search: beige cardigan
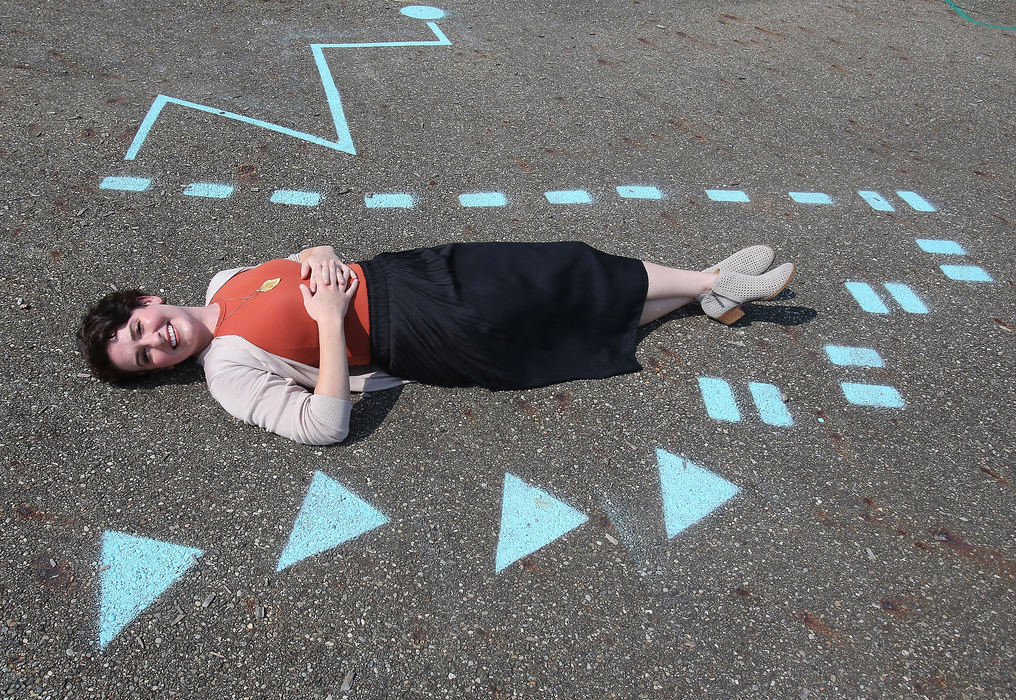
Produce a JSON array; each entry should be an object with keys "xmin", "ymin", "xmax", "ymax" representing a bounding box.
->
[{"xmin": 195, "ymin": 253, "xmax": 405, "ymax": 445}]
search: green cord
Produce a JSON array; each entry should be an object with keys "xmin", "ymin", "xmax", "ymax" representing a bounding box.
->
[{"xmin": 943, "ymin": 0, "xmax": 1016, "ymax": 30}]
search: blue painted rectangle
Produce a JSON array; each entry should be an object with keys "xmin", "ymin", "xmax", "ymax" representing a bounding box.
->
[
  {"xmin": 459, "ymin": 192, "xmax": 507, "ymax": 207},
  {"xmin": 705, "ymin": 189, "xmax": 749, "ymax": 203},
  {"xmin": 857, "ymin": 190, "xmax": 894, "ymax": 211},
  {"xmin": 882, "ymin": 282, "xmax": 928, "ymax": 314},
  {"xmin": 99, "ymin": 176, "xmax": 151, "ymax": 192},
  {"xmin": 841, "ymin": 383, "xmax": 905, "ymax": 408},
  {"xmin": 789, "ymin": 192, "xmax": 833, "ymax": 205},
  {"xmin": 697, "ymin": 377, "xmax": 741, "ymax": 422},
  {"xmin": 183, "ymin": 182, "xmax": 234, "ymax": 199},
  {"xmin": 545, "ymin": 189, "xmax": 592, "ymax": 205},
  {"xmin": 616, "ymin": 185, "xmax": 663, "ymax": 200},
  {"xmin": 915, "ymin": 238, "xmax": 965, "ymax": 255},
  {"xmin": 364, "ymin": 193, "xmax": 414, "ymax": 209},
  {"xmin": 844, "ymin": 282, "xmax": 889, "ymax": 314},
  {"xmin": 897, "ymin": 190, "xmax": 936, "ymax": 212},
  {"xmin": 271, "ymin": 189, "xmax": 321, "ymax": 206},
  {"xmin": 941, "ymin": 264, "xmax": 993, "ymax": 282},
  {"xmin": 824, "ymin": 345, "xmax": 885, "ymax": 368},
  {"xmin": 747, "ymin": 382, "xmax": 793, "ymax": 427}
]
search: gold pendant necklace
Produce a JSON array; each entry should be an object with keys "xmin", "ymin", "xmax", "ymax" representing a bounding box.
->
[{"xmin": 213, "ymin": 277, "xmax": 281, "ymax": 333}]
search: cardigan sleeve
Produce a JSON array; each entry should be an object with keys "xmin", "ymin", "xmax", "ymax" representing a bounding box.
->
[{"xmin": 203, "ymin": 347, "xmax": 352, "ymax": 446}]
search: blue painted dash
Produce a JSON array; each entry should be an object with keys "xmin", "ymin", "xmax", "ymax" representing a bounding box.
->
[
  {"xmin": 697, "ymin": 377, "xmax": 740, "ymax": 422},
  {"xmin": 364, "ymin": 193, "xmax": 414, "ymax": 209},
  {"xmin": 896, "ymin": 190, "xmax": 936, "ymax": 212},
  {"xmin": 824, "ymin": 345, "xmax": 885, "ymax": 368},
  {"xmin": 458, "ymin": 191, "xmax": 507, "ymax": 207},
  {"xmin": 183, "ymin": 182, "xmax": 234, "ymax": 199},
  {"xmin": 941, "ymin": 265, "xmax": 993, "ymax": 282},
  {"xmin": 616, "ymin": 185, "xmax": 663, "ymax": 200},
  {"xmin": 841, "ymin": 383, "xmax": 905, "ymax": 408},
  {"xmin": 545, "ymin": 189, "xmax": 592, "ymax": 205},
  {"xmin": 99, "ymin": 176, "xmax": 151, "ymax": 192},
  {"xmin": 271, "ymin": 189, "xmax": 320, "ymax": 206},
  {"xmin": 844, "ymin": 282, "xmax": 889, "ymax": 314},
  {"xmin": 883, "ymin": 282, "xmax": 928, "ymax": 314},
  {"xmin": 656, "ymin": 449, "xmax": 740, "ymax": 538},
  {"xmin": 747, "ymin": 382, "xmax": 794, "ymax": 427},
  {"xmin": 705, "ymin": 189, "xmax": 750, "ymax": 203},
  {"xmin": 789, "ymin": 192, "xmax": 834, "ymax": 205},
  {"xmin": 857, "ymin": 190, "xmax": 894, "ymax": 211},
  {"xmin": 915, "ymin": 238, "xmax": 966, "ymax": 255},
  {"xmin": 494, "ymin": 473, "xmax": 588, "ymax": 573}
]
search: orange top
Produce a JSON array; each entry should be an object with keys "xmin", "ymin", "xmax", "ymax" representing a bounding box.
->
[{"xmin": 210, "ymin": 259, "xmax": 370, "ymax": 367}]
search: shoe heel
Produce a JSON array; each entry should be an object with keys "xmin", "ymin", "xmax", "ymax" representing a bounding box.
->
[{"xmin": 717, "ymin": 306, "xmax": 745, "ymax": 325}]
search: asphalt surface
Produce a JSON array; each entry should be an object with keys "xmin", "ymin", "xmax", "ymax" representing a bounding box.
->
[{"xmin": 2, "ymin": 0, "xmax": 1015, "ymax": 697}]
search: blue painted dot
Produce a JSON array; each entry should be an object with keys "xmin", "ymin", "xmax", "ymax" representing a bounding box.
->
[{"xmin": 400, "ymin": 5, "xmax": 445, "ymax": 19}]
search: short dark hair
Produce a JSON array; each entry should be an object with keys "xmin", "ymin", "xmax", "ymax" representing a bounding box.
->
[{"xmin": 77, "ymin": 290, "xmax": 150, "ymax": 382}]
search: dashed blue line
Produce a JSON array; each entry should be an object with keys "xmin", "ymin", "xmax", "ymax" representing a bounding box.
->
[
  {"xmin": 747, "ymin": 382, "xmax": 793, "ymax": 427},
  {"xmin": 841, "ymin": 383, "xmax": 905, "ymax": 408},
  {"xmin": 844, "ymin": 282, "xmax": 890, "ymax": 314},
  {"xmin": 99, "ymin": 176, "xmax": 152, "ymax": 192},
  {"xmin": 789, "ymin": 192, "xmax": 833, "ymax": 205},
  {"xmin": 916, "ymin": 238, "xmax": 966, "ymax": 255},
  {"xmin": 459, "ymin": 191, "xmax": 507, "ymax": 207},
  {"xmin": 883, "ymin": 282, "xmax": 928, "ymax": 314},
  {"xmin": 364, "ymin": 192, "xmax": 414, "ymax": 209},
  {"xmin": 271, "ymin": 189, "xmax": 321, "ymax": 206},
  {"xmin": 545, "ymin": 189, "xmax": 592, "ymax": 205},
  {"xmin": 857, "ymin": 190, "xmax": 895, "ymax": 211},
  {"xmin": 941, "ymin": 264, "xmax": 993, "ymax": 282},
  {"xmin": 616, "ymin": 185, "xmax": 663, "ymax": 200},
  {"xmin": 896, "ymin": 190, "xmax": 936, "ymax": 212},
  {"xmin": 183, "ymin": 182, "xmax": 234, "ymax": 199},
  {"xmin": 824, "ymin": 345, "xmax": 885, "ymax": 368},
  {"xmin": 697, "ymin": 377, "xmax": 740, "ymax": 422},
  {"xmin": 705, "ymin": 189, "xmax": 750, "ymax": 203}
]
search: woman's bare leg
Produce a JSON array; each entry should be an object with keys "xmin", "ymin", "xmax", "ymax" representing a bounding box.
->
[{"xmin": 639, "ymin": 261, "xmax": 717, "ymax": 325}]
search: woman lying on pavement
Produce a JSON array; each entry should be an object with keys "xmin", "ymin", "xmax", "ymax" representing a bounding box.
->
[{"xmin": 77, "ymin": 241, "xmax": 795, "ymax": 445}]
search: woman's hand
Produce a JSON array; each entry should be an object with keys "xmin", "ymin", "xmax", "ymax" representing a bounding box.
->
[
  {"xmin": 299, "ymin": 261, "xmax": 358, "ymax": 323},
  {"xmin": 299, "ymin": 246, "xmax": 357, "ymax": 291}
]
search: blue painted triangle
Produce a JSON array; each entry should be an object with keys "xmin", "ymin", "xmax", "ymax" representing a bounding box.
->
[
  {"xmin": 98, "ymin": 531, "xmax": 202, "ymax": 649},
  {"xmin": 494, "ymin": 472, "xmax": 589, "ymax": 573},
  {"xmin": 656, "ymin": 448, "xmax": 740, "ymax": 539},
  {"xmin": 276, "ymin": 471, "xmax": 389, "ymax": 572}
]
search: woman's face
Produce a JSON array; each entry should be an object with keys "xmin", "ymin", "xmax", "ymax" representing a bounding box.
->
[{"xmin": 106, "ymin": 297, "xmax": 206, "ymax": 373}]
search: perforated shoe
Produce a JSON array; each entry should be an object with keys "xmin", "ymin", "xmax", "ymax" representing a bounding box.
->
[
  {"xmin": 700, "ymin": 245, "xmax": 775, "ymax": 276},
  {"xmin": 700, "ymin": 262, "xmax": 796, "ymax": 324}
]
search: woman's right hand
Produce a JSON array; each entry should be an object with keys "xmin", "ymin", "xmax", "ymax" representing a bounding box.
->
[{"xmin": 299, "ymin": 260, "xmax": 358, "ymax": 324}]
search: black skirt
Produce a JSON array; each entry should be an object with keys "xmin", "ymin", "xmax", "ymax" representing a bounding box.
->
[{"xmin": 357, "ymin": 242, "xmax": 648, "ymax": 390}]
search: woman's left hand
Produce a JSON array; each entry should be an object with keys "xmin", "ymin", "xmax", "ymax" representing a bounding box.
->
[{"xmin": 300, "ymin": 245, "xmax": 357, "ymax": 291}]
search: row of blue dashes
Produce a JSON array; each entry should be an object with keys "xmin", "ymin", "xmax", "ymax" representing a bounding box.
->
[
  {"xmin": 697, "ymin": 378, "xmax": 794, "ymax": 427},
  {"xmin": 98, "ymin": 177, "xmax": 937, "ymax": 212},
  {"xmin": 914, "ymin": 238, "xmax": 994, "ymax": 282}
]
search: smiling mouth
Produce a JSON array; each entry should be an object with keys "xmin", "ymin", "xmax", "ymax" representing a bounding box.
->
[{"xmin": 167, "ymin": 323, "xmax": 178, "ymax": 349}]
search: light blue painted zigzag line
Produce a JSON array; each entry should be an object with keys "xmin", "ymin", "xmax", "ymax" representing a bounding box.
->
[{"xmin": 124, "ymin": 21, "xmax": 451, "ymax": 160}]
